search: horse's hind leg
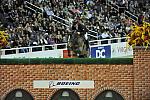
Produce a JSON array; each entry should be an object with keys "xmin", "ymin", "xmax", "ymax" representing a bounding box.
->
[{"xmin": 68, "ymin": 49, "xmax": 71, "ymax": 57}]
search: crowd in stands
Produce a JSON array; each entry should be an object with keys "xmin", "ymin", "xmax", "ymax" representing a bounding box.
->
[
  {"xmin": 114, "ymin": 0, "xmax": 150, "ymax": 23},
  {"xmin": 0, "ymin": 0, "xmax": 149, "ymax": 49}
]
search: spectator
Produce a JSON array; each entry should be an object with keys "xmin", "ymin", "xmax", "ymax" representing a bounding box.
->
[{"xmin": 0, "ymin": 0, "xmax": 149, "ymax": 49}]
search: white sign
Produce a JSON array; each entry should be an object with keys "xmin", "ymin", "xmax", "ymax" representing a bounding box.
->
[
  {"xmin": 33, "ymin": 80, "xmax": 94, "ymax": 89},
  {"xmin": 1, "ymin": 50, "xmax": 64, "ymax": 59},
  {"xmin": 111, "ymin": 42, "xmax": 133, "ymax": 58}
]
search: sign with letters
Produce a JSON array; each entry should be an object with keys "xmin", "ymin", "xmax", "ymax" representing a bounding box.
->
[
  {"xmin": 33, "ymin": 80, "xmax": 94, "ymax": 89},
  {"xmin": 111, "ymin": 42, "xmax": 133, "ymax": 58},
  {"xmin": 90, "ymin": 45, "xmax": 111, "ymax": 58}
]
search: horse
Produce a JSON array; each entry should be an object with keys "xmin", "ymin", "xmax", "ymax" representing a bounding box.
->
[{"xmin": 67, "ymin": 31, "xmax": 90, "ymax": 58}]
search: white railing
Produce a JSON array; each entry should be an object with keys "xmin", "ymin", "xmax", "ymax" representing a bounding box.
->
[
  {"xmin": 124, "ymin": 11, "xmax": 138, "ymax": 22},
  {"xmin": 107, "ymin": 1, "xmax": 119, "ymax": 11},
  {"xmin": 89, "ymin": 37, "xmax": 128, "ymax": 46},
  {"xmin": 25, "ymin": 1, "xmax": 42, "ymax": 13},
  {"xmin": 52, "ymin": 19, "xmax": 70, "ymax": 27},
  {"xmin": 52, "ymin": 14, "xmax": 71, "ymax": 26},
  {"xmin": 0, "ymin": 43, "xmax": 67, "ymax": 55},
  {"xmin": 0, "ymin": 37, "xmax": 128, "ymax": 56}
]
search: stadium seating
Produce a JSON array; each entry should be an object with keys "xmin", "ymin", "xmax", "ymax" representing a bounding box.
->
[{"xmin": 0, "ymin": 0, "xmax": 149, "ymax": 49}]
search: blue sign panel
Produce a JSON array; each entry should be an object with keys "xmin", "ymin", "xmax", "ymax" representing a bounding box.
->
[{"xmin": 91, "ymin": 45, "xmax": 111, "ymax": 58}]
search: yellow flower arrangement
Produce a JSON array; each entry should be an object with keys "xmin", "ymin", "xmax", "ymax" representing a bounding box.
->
[
  {"xmin": 128, "ymin": 21, "xmax": 150, "ymax": 48},
  {"xmin": 0, "ymin": 31, "xmax": 9, "ymax": 48}
]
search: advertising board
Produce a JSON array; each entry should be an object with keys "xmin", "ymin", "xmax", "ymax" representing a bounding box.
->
[
  {"xmin": 33, "ymin": 80, "xmax": 94, "ymax": 89},
  {"xmin": 111, "ymin": 42, "xmax": 133, "ymax": 58},
  {"xmin": 90, "ymin": 45, "xmax": 111, "ymax": 58},
  {"xmin": 1, "ymin": 50, "xmax": 64, "ymax": 59}
]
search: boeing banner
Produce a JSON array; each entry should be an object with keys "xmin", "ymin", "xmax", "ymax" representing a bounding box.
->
[
  {"xmin": 33, "ymin": 80, "xmax": 94, "ymax": 89},
  {"xmin": 90, "ymin": 45, "xmax": 111, "ymax": 58}
]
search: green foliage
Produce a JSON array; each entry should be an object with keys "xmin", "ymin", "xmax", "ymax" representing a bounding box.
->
[{"xmin": 0, "ymin": 58, "xmax": 133, "ymax": 65}]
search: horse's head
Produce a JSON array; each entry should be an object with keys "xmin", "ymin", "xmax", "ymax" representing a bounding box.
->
[{"xmin": 67, "ymin": 31, "xmax": 89, "ymax": 58}]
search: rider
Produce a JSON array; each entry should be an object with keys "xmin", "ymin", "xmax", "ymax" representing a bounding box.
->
[
  {"xmin": 69, "ymin": 17, "xmax": 89, "ymax": 58},
  {"xmin": 71, "ymin": 17, "xmax": 89, "ymax": 50},
  {"xmin": 72, "ymin": 17, "xmax": 88, "ymax": 33}
]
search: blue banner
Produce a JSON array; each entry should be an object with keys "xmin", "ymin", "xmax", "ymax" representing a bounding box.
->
[{"xmin": 91, "ymin": 45, "xmax": 111, "ymax": 58}]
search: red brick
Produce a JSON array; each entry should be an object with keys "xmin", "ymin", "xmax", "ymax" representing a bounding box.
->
[{"xmin": 0, "ymin": 47, "xmax": 150, "ymax": 100}]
